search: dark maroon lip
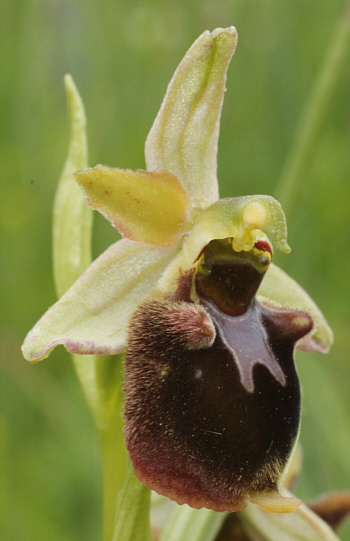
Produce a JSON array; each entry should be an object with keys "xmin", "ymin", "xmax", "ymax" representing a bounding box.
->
[{"xmin": 254, "ymin": 240, "xmax": 273, "ymax": 257}]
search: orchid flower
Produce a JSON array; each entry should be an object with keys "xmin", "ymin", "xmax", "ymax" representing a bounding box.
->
[{"xmin": 22, "ymin": 27, "xmax": 333, "ymax": 516}]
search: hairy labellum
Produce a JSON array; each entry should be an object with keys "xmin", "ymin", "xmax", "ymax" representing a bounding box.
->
[{"xmin": 124, "ymin": 239, "xmax": 313, "ymax": 512}]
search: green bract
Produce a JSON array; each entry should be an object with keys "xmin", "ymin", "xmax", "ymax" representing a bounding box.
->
[{"xmin": 22, "ymin": 27, "xmax": 333, "ymax": 519}]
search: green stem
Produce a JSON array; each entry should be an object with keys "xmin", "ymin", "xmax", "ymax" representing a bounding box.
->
[
  {"xmin": 112, "ymin": 463, "xmax": 153, "ymax": 541},
  {"xmin": 73, "ymin": 354, "xmax": 128, "ymax": 541},
  {"xmin": 96, "ymin": 356, "xmax": 128, "ymax": 541},
  {"xmin": 100, "ymin": 432, "xmax": 125, "ymax": 541},
  {"xmin": 275, "ymin": 0, "xmax": 350, "ymax": 219},
  {"xmin": 100, "ymin": 413, "xmax": 128, "ymax": 541}
]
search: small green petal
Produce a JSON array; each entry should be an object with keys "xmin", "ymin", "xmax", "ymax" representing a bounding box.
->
[
  {"xmin": 258, "ymin": 263, "xmax": 333, "ymax": 353},
  {"xmin": 75, "ymin": 166, "xmax": 191, "ymax": 247},
  {"xmin": 22, "ymin": 240, "xmax": 178, "ymax": 362},
  {"xmin": 145, "ymin": 27, "xmax": 238, "ymax": 209}
]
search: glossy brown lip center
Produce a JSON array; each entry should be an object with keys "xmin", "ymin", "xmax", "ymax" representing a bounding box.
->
[{"xmin": 195, "ymin": 238, "xmax": 270, "ymax": 317}]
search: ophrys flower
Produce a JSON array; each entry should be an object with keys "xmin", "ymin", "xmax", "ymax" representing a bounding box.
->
[{"xmin": 22, "ymin": 27, "xmax": 332, "ymax": 514}]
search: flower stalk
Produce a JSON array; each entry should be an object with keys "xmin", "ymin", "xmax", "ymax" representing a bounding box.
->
[{"xmin": 112, "ymin": 463, "xmax": 153, "ymax": 541}]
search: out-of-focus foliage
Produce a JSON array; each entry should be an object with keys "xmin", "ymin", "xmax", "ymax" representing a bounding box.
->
[{"xmin": 1, "ymin": 1, "xmax": 349, "ymax": 540}]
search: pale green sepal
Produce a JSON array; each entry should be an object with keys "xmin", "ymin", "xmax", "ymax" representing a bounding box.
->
[
  {"xmin": 184, "ymin": 195, "xmax": 289, "ymax": 266},
  {"xmin": 145, "ymin": 27, "xmax": 238, "ymax": 209},
  {"xmin": 53, "ymin": 74, "xmax": 93, "ymax": 296},
  {"xmin": 22, "ymin": 239, "xmax": 178, "ymax": 362},
  {"xmin": 112, "ymin": 463, "xmax": 153, "ymax": 541},
  {"xmin": 239, "ymin": 493, "xmax": 340, "ymax": 541},
  {"xmin": 160, "ymin": 505, "xmax": 226, "ymax": 541},
  {"xmin": 258, "ymin": 263, "xmax": 333, "ymax": 353}
]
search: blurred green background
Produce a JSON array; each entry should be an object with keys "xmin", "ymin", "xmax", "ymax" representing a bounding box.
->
[{"xmin": 1, "ymin": 0, "xmax": 350, "ymax": 540}]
